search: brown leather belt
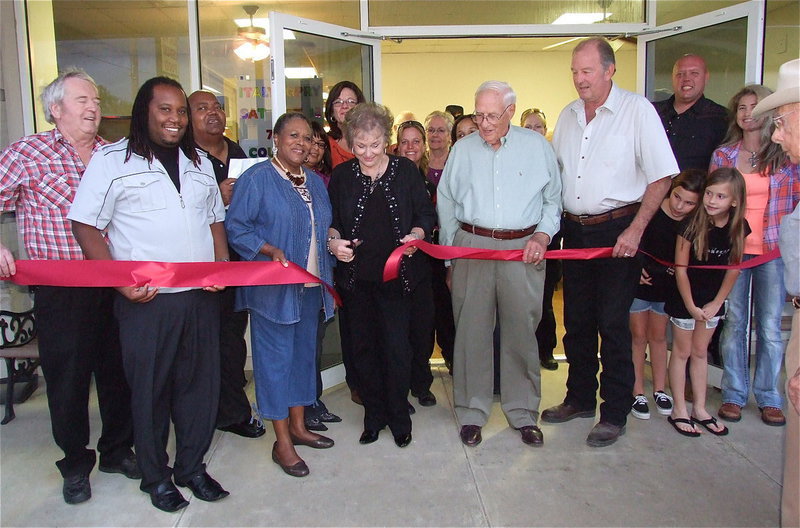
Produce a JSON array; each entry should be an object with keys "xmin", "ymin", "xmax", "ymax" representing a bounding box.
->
[
  {"xmin": 564, "ymin": 203, "xmax": 641, "ymax": 226},
  {"xmin": 460, "ymin": 222, "xmax": 536, "ymax": 240}
]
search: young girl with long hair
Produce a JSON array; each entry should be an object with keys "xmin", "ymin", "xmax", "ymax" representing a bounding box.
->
[
  {"xmin": 629, "ymin": 169, "xmax": 705, "ymax": 420},
  {"xmin": 665, "ymin": 167, "xmax": 750, "ymax": 437}
]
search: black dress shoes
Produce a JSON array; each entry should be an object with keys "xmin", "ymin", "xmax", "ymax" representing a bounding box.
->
[
  {"xmin": 99, "ymin": 452, "xmax": 142, "ymax": 479},
  {"xmin": 217, "ymin": 418, "xmax": 266, "ymax": 438},
  {"xmin": 518, "ymin": 425, "xmax": 544, "ymax": 446},
  {"xmin": 417, "ymin": 391, "xmax": 437, "ymax": 407},
  {"xmin": 290, "ymin": 433, "xmax": 335, "ymax": 449},
  {"xmin": 305, "ymin": 417, "xmax": 329, "ymax": 431},
  {"xmin": 63, "ymin": 474, "xmax": 91, "ymax": 505},
  {"xmin": 541, "ymin": 402, "xmax": 596, "ymax": 423},
  {"xmin": 271, "ymin": 442, "xmax": 309, "ymax": 477},
  {"xmin": 359, "ymin": 429, "xmax": 381, "ymax": 444},
  {"xmin": 540, "ymin": 358, "xmax": 559, "ymax": 371},
  {"xmin": 459, "ymin": 425, "xmax": 482, "ymax": 447},
  {"xmin": 394, "ymin": 432, "xmax": 412, "ymax": 448},
  {"xmin": 178, "ymin": 472, "xmax": 229, "ymax": 502},
  {"xmin": 149, "ymin": 480, "xmax": 189, "ymax": 513}
]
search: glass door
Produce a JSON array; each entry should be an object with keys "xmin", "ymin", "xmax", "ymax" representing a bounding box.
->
[
  {"xmin": 636, "ymin": 1, "xmax": 764, "ymax": 387},
  {"xmin": 269, "ymin": 13, "xmax": 381, "ymax": 385}
]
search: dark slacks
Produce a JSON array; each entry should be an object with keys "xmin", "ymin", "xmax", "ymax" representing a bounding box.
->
[
  {"xmin": 216, "ymin": 286, "xmax": 251, "ymax": 427},
  {"xmin": 431, "ymin": 257, "xmax": 455, "ymax": 365},
  {"xmin": 337, "ymin": 305, "xmax": 359, "ymax": 391},
  {"xmin": 409, "ymin": 275, "xmax": 435, "ymax": 396},
  {"xmin": 34, "ymin": 286, "xmax": 134, "ymax": 478},
  {"xmin": 114, "ymin": 290, "xmax": 220, "ymax": 491},
  {"xmin": 536, "ymin": 234, "xmax": 563, "ymax": 361},
  {"xmin": 561, "ymin": 215, "xmax": 639, "ymax": 426},
  {"xmin": 343, "ymin": 280, "xmax": 413, "ymax": 436}
]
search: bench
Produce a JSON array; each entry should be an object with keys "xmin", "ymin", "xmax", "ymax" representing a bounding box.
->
[{"xmin": 0, "ymin": 309, "xmax": 39, "ymax": 424}]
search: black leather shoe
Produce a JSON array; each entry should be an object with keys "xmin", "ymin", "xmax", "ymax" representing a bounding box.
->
[
  {"xmin": 319, "ymin": 411, "xmax": 342, "ymax": 423},
  {"xmin": 394, "ymin": 432, "xmax": 412, "ymax": 448},
  {"xmin": 518, "ymin": 425, "xmax": 544, "ymax": 446},
  {"xmin": 271, "ymin": 443, "xmax": 309, "ymax": 477},
  {"xmin": 359, "ymin": 429, "xmax": 381, "ymax": 444},
  {"xmin": 586, "ymin": 422, "xmax": 626, "ymax": 447},
  {"xmin": 541, "ymin": 402, "xmax": 596, "ymax": 423},
  {"xmin": 459, "ymin": 425, "xmax": 482, "ymax": 447},
  {"xmin": 417, "ymin": 391, "xmax": 437, "ymax": 407},
  {"xmin": 149, "ymin": 481, "xmax": 189, "ymax": 513},
  {"xmin": 305, "ymin": 417, "xmax": 329, "ymax": 431},
  {"xmin": 99, "ymin": 453, "xmax": 142, "ymax": 480},
  {"xmin": 540, "ymin": 358, "xmax": 559, "ymax": 371},
  {"xmin": 217, "ymin": 418, "xmax": 266, "ymax": 438},
  {"xmin": 290, "ymin": 433, "xmax": 335, "ymax": 449},
  {"xmin": 178, "ymin": 472, "xmax": 229, "ymax": 502},
  {"xmin": 63, "ymin": 474, "xmax": 91, "ymax": 505}
]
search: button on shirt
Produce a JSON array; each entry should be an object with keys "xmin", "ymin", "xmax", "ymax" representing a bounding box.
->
[
  {"xmin": 653, "ymin": 94, "xmax": 728, "ymax": 171},
  {"xmin": 0, "ymin": 128, "xmax": 105, "ymax": 260},
  {"xmin": 437, "ymin": 125, "xmax": 562, "ymax": 247},
  {"xmin": 553, "ymin": 83, "xmax": 679, "ymax": 216},
  {"xmin": 68, "ymin": 139, "xmax": 225, "ymax": 291}
]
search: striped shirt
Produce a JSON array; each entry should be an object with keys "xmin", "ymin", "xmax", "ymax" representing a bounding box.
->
[{"xmin": 0, "ymin": 128, "xmax": 105, "ymax": 260}]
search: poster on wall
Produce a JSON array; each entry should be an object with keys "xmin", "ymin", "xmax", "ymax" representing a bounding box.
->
[{"xmin": 237, "ymin": 75, "xmax": 273, "ymax": 158}]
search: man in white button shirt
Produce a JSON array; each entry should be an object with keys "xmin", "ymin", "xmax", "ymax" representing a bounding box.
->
[
  {"xmin": 543, "ymin": 38, "xmax": 678, "ymax": 447},
  {"xmin": 437, "ymin": 81, "xmax": 562, "ymax": 448}
]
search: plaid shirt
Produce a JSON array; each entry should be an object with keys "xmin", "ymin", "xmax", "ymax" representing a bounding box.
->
[
  {"xmin": 710, "ymin": 142, "xmax": 800, "ymax": 251},
  {"xmin": 0, "ymin": 128, "xmax": 105, "ymax": 260}
]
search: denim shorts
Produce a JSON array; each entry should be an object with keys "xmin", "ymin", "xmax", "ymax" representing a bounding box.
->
[
  {"xmin": 670, "ymin": 316, "xmax": 721, "ymax": 331},
  {"xmin": 630, "ymin": 298, "xmax": 666, "ymax": 316}
]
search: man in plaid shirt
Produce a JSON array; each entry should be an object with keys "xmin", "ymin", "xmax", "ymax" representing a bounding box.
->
[{"xmin": 0, "ymin": 69, "xmax": 138, "ymax": 505}]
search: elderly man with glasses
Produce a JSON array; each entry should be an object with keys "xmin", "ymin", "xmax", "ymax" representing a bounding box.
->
[{"xmin": 437, "ymin": 80, "xmax": 562, "ymax": 448}]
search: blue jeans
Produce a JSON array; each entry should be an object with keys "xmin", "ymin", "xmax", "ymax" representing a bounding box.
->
[{"xmin": 720, "ymin": 256, "xmax": 785, "ymax": 409}]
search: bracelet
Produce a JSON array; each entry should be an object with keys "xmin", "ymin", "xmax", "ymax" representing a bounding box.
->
[{"xmin": 326, "ymin": 235, "xmax": 339, "ymax": 256}]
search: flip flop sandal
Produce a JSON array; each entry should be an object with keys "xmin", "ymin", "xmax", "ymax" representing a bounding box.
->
[
  {"xmin": 668, "ymin": 416, "xmax": 700, "ymax": 437},
  {"xmin": 692, "ymin": 415, "xmax": 729, "ymax": 436}
]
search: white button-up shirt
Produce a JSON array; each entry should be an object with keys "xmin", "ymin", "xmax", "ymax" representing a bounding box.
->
[
  {"xmin": 553, "ymin": 83, "xmax": 678, "ymax": 216},
  {"xmin": 68, "ymin": 139, "xmax": 224, "ymax": 292}
]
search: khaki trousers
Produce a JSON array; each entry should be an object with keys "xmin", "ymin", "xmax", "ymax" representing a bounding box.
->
[{"xmin": 450, "ymin": 229, "xmax": 545, "ymax": 429}]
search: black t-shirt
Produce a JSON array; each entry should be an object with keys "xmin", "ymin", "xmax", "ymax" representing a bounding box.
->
[
  {"xmin": 355, "ymin": 185, "xmax": 395, "ymax": 282},
  {"xmin": 652, "ymin": 95, "xmax": 728, "ymax": 171},
  {"xmin": 665, "ymin": 217, "xmax": 751, "ymax": 319},
  {"xmin": 636, "ymin": 207, "xmax": 680, "ymax": 302}
]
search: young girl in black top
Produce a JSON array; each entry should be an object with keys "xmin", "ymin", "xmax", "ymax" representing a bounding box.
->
[
  {"xmin": 666, "ymin": 167, "xmax": 749, "ymax": 437},
  {"xmin": 630, "ymin": 169, "xmax": 705, "ymax": 420}
]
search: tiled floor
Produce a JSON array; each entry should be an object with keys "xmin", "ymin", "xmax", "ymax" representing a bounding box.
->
[{"xmin": 0, "ymin": 362, "xmax": 785, "ymax": 527}]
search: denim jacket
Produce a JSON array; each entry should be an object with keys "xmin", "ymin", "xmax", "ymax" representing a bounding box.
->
[{"xmin": 225, "ymin": 160, "xmax": 334, "ymax": 324}]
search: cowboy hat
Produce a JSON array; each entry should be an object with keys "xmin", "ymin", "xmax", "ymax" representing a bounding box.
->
[{"xmin": 753, "ymin": 58, "xmax": 800, "ymax": 116}]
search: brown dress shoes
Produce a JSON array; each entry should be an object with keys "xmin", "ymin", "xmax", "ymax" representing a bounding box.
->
[
  {"xmin": 517, "ymin": 425, "xmax": 544, "ymax": 446},
  {"xmin": 586, "ymin": 422, "xmax": 625, "ymax": 447},
  {"xmin": 541, "ymin": 402, "xmax": 596, "ymax": 423},
  {"xmin": 718, "ymin": 402, "xmax": 742, "ymax": 422},
  {"xmin": 459, "ymin": 425, "xmax": 482, "ymax": 447},
  {"xmin": 760, "ymin": 406, "xmax": 786, "ymax": 426}
]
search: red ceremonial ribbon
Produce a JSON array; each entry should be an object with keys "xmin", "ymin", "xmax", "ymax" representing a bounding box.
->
[
  {"xmin": 3, "ymin": 260, "xmax": 342, "ymax": 306},
  {"xmin": 382, "ymin": 240, "xmax": 782, "ymax": 282}
]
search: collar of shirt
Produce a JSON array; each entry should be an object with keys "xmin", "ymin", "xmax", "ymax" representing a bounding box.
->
[
  {"xmin": 569, "ymin": 82, "xmax": 622, "ymax": 126},
  {"xmin": 50, "ymin": 127, "xmax": 106, "ymax": 160}
]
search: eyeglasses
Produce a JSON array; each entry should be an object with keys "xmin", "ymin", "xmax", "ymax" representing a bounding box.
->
[
  {"xmin": 332, "ymin": 98, "xmax": 358, "ymax": 107},
  {"xmin": 773, "ymin": 109, "xmax": 798, "ymax": 130},
  {"xmin": 426, "ymin": 127, "xmax": 448, "ymax": 135},
  {"xmin": 310, "ymin": 140, "xmax": 327, "ymax": 149},
  {"xmin": 472, "ymin": 105, "xmax": 511, "ymax": 125}
]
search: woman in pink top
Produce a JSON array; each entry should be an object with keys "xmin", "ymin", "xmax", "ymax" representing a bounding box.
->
[
  {"xmin": 711, "ymin": 84, "xmax": 800, "ymax": 426},
  {"xmin": 324, "ymin": 81, "xmax": 366, "ymax": 168}
]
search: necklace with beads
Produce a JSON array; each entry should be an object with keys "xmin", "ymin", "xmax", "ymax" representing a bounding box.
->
[{"xmin": 272, "ymin": 156, "xmax": 305, "ymax": 186}]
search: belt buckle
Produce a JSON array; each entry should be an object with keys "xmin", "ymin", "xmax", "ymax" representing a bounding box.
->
[
  {"xmin": 578, "ymin": 215, "xmax": 590, "ymax": 226},
  {"xmin": 793, "ymin": 297, "xmax": 800, "ymax": 310},
  {"xmin": 491, "ymin": 228, "xmax": 501, "ymax": 240}
]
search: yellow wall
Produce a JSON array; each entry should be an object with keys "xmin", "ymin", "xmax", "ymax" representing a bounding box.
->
[{"xmin": 381, "ymin": 46, "xmax": 638, "ymax": 131}]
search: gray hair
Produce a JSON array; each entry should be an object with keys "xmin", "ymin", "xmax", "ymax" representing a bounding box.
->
[
  {"xmin": 574, "ymin": 38, "xmax": 616, "ymax": 70},
  {"xmin": 424, "ymin": 110, "xmax": 455, "ymax": 133},
  {"xmin": 343, "ymin": 102, "xmax": 394, "ymax": 148},
  {"xmin": 475, "ymin": 81, "xmax": 516, "ymax": 107},
  {"xmin": 40, "ymin": 68, "xmax": 98, "ymax": 124}
]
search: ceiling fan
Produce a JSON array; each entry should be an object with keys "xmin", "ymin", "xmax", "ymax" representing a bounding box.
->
[{"xmin": 234, "ymin": 5, "xmax": 270, "ymax": 62}]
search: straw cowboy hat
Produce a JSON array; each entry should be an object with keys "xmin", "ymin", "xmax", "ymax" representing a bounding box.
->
[{"xmin": 753, "ymin": 58, "xmax": 800, "ymax": 116}]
